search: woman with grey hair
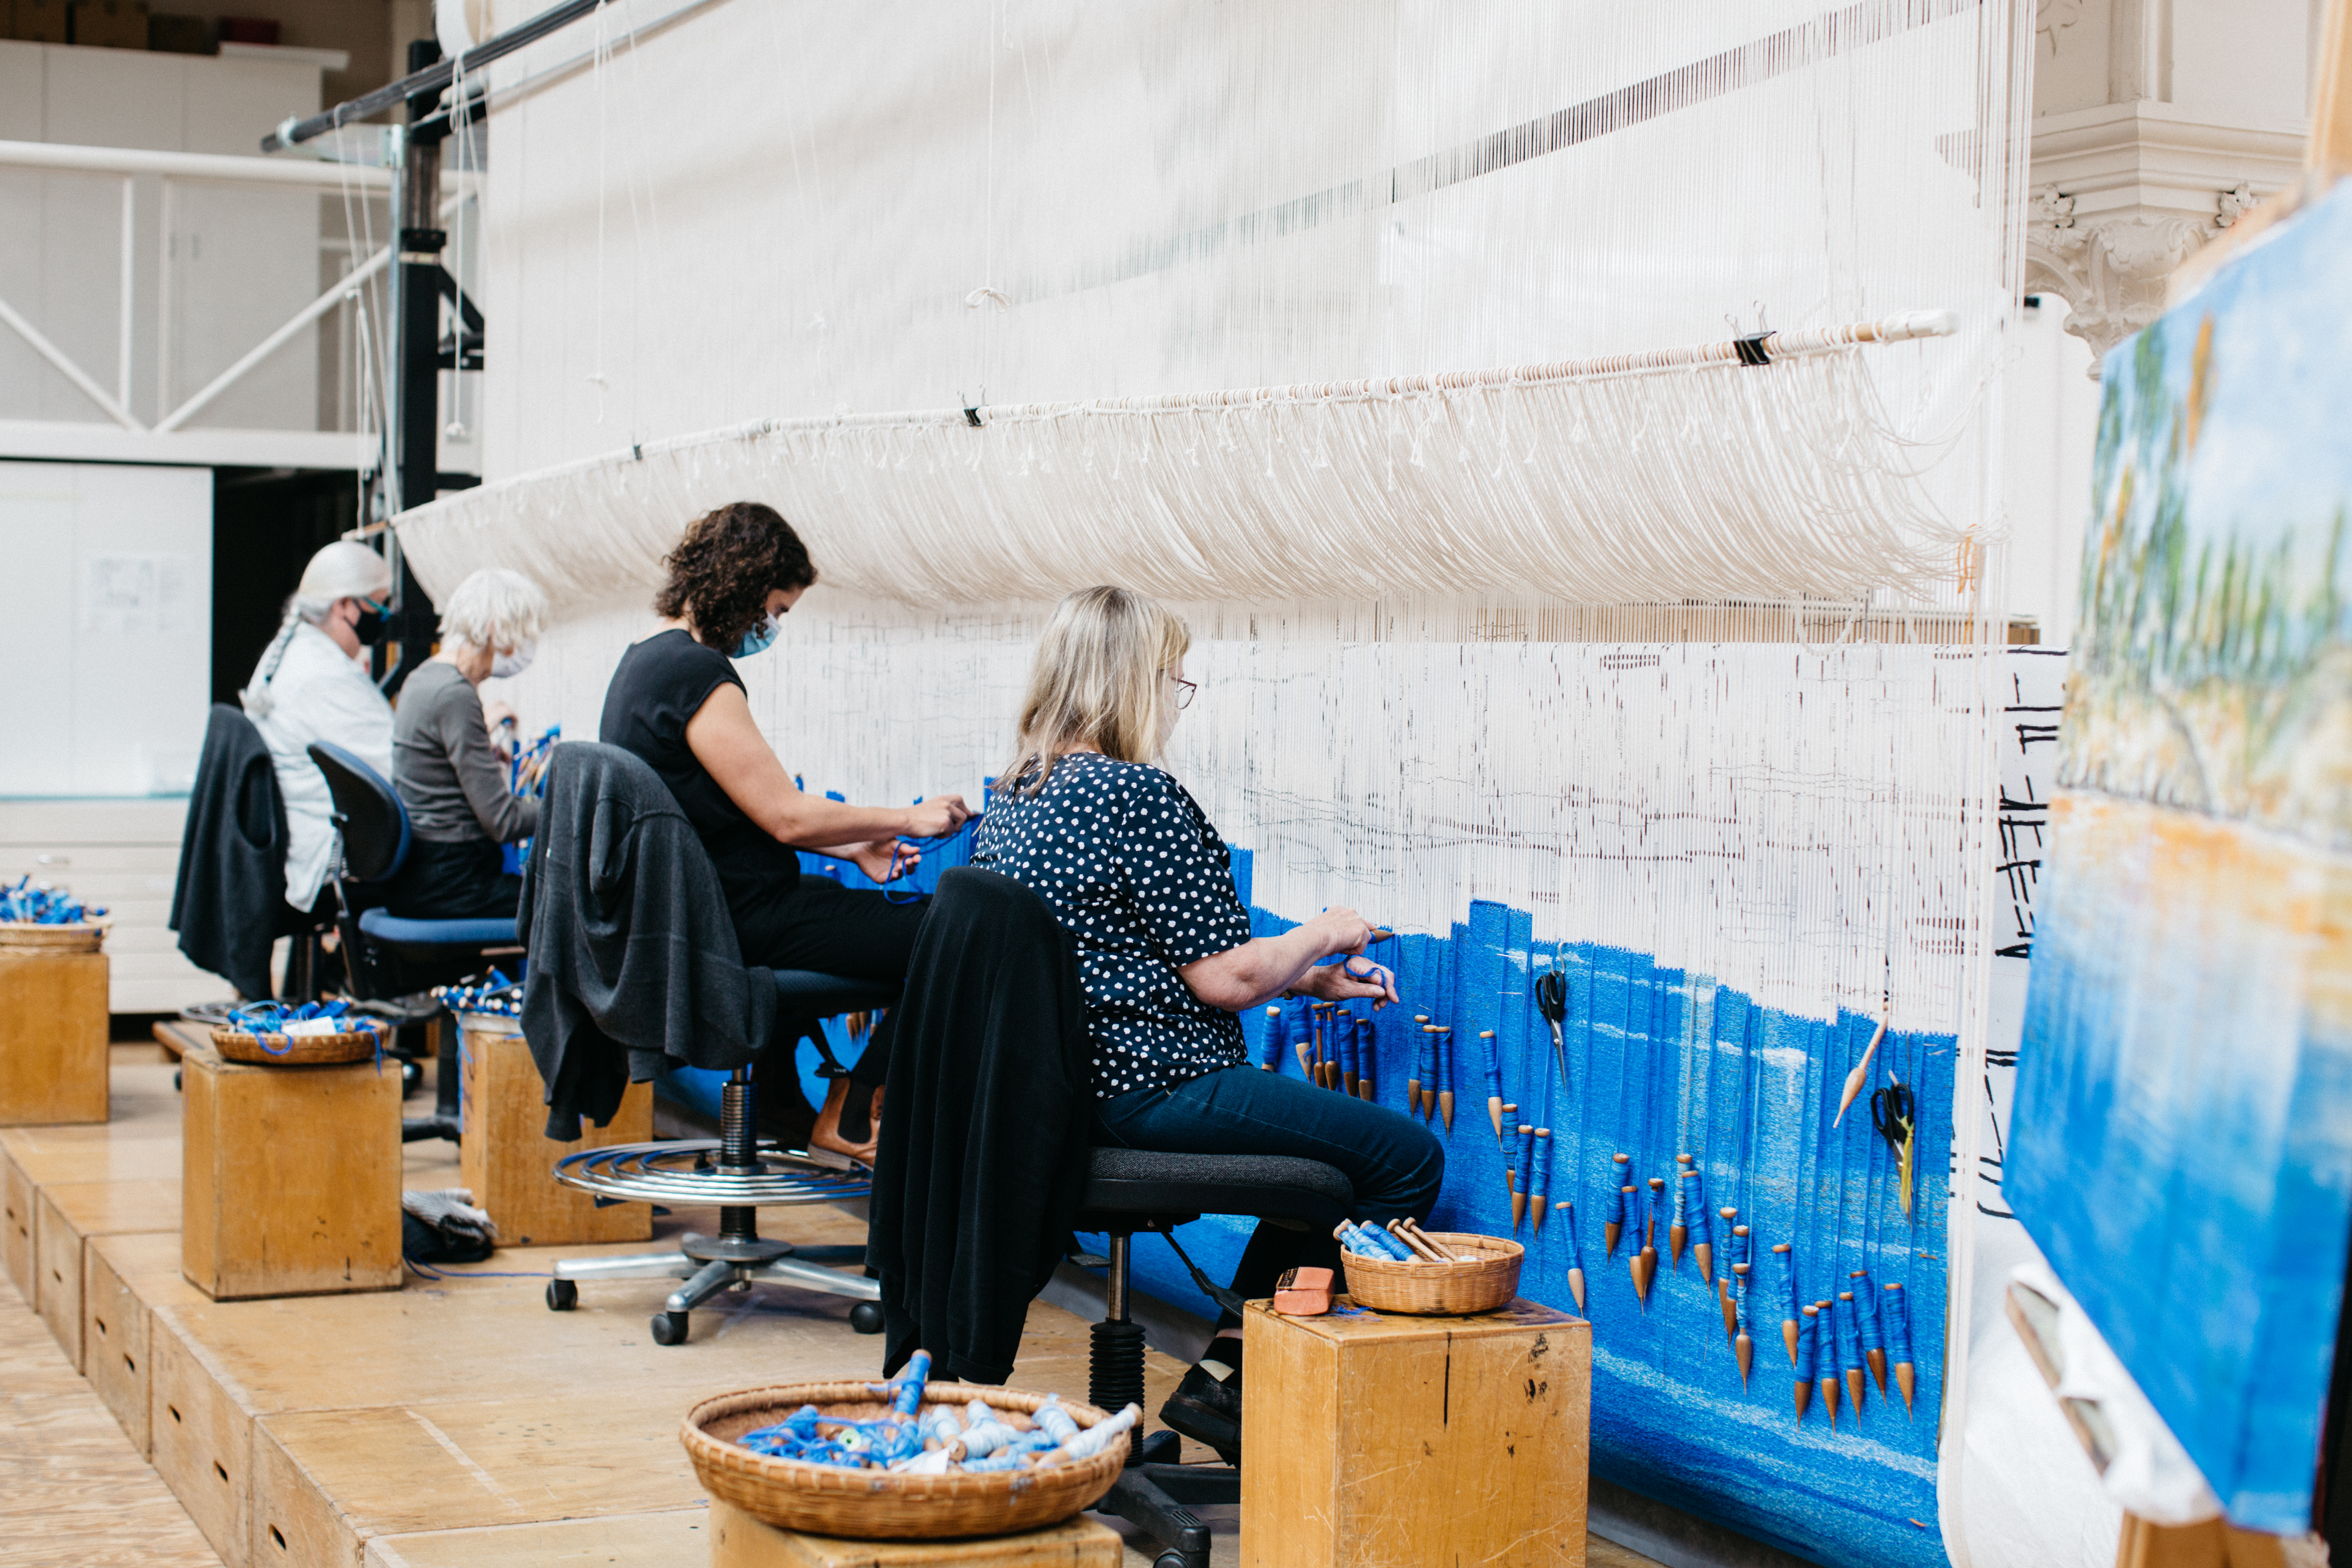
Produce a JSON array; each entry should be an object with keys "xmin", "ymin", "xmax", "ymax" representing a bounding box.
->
[
  {"xmin": 385, "ymin": 566, "xmax": 551, "ymax": 921},
  {"xmin": 242, "ymin": 540, "xmax": 396, "ymax": 919}
]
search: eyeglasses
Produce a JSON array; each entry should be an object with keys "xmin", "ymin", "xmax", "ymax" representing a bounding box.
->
[{"xmin": 1168, "ymin": 673, "xmax": 1197, "ymax": 710}]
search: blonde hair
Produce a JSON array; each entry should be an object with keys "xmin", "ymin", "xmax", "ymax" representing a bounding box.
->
[
  {"xmin": 438, "ymin": 567, "xmax": 548, "ymax": 651},
  {"xmin": 999, "ymin": 586, "xmax": 1191, "ymax": 795}
]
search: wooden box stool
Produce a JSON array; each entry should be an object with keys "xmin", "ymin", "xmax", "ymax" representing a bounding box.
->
[
  {"xmin": 0, "ymin": 949, "xmax": 109, "ymax": 1126},
  {"xmin": 1241, "ymin": 1296, "xmax": 1590, "ymax": 1568},
  {"xmin": 181, "ymin": 1041, "xmax": 401, "ymax": 1299},
  {"xmin": 457, "ymin": 1016, "xmax": 653, "ymax": 1247},
  {"xmin": 708, "ymin": 1499, "xmax": 1121, "ymax": 1567}
]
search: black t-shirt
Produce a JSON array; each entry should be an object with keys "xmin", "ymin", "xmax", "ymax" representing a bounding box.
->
[{"xmin": 599, "ymin": 629, "xmax": 803, "ymax": 937}]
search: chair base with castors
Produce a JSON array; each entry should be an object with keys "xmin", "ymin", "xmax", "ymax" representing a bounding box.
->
[
  {"xmin": 1075, "ymin": 1148, "xmax": 1356, "ymax": 1568},
  {"xmin": 546, "ymin": 1217, "xmax": 885, "ymax": 1344},
  {"xmin": 540, "ymin": 969, "xmax": 896, "ymax": 1345}
]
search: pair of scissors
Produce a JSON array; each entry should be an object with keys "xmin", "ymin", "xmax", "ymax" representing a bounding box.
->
[{"xmin": 1533, "ymin": 970, "xmax": 1568, "ymax": 1083}]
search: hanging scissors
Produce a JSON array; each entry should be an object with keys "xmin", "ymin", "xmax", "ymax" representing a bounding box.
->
[
  {"xmin": 1533, "ymin": 970, "xmax": 1568, "ymax": 1085},
  {"xmin": 1871, "ymin": 1073, "xmax": 1917, "ymax": 1219}
]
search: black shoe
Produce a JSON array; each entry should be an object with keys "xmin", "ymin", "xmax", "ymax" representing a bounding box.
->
[{"xmin": 1159, "ymin": 1356, "xmax": 1242, "ymax": 1464}]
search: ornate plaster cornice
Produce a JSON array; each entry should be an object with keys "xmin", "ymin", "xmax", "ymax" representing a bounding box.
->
[{"xmin": 2026, "ymin": 103, "xmax": 2306, "ymax": 366}]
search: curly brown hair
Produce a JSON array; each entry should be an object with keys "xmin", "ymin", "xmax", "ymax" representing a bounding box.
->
[{"xmin": 653, "ymin": 502, "xmax": 818, "ymax": 653}]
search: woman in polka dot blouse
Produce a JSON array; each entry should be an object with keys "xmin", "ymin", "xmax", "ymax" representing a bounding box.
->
[{"xmin": 973, "ymin": 586, "xmax": 1443, "ymax": 1462}]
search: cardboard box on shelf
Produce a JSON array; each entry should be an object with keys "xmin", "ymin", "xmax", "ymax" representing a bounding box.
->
[
  {"xmin": 146, "ymin": 12, "xmax": 210, "ymax": 53},
  {"xmin": 70, "ymin": 0, "xmax": 149, "ymax": 48},
  {"xmin": 11, "ymin": 0, "xmax": 72, "ymax": 44}
]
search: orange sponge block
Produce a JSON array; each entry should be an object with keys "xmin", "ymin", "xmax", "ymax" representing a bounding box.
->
[{"xmin": 1272, "ymin": 1266, "xmax": 1335, "ymax": 1316}]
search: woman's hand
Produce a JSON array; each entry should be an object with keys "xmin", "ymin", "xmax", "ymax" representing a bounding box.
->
[
  {"xmin": 1179, "ymin": 904, "xmax": 1394, "ymax": 1013},
  {"xmin": 1304, "ymin": 906, "xmax": 1375, "ymax": 957},
  {"xmin": 903, "ymin": 795, "xmax": 973, "ymax": 839},
  {"xmin": 846, "ymin": 840, "xmax": 912, "ymax": 883},
  {"xmin": 483, "ymin": 702, "xmax": 518, "ymax": 760},
  {"xmin": 1292, "ymin": 956, "xmax": 1398, "ymax": 1009}
]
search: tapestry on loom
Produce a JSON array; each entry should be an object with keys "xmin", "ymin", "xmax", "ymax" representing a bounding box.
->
[{"xmin": 2007, "ymin": 180, "xmax": 2352, "ymax": 1532}]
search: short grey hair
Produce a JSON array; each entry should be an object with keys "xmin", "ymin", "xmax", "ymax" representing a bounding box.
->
[{"xmin": 437, "ymin": 567, "xmax": 549, "ymax": 651}]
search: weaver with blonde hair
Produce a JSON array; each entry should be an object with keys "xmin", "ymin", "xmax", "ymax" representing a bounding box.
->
[{"xmin": 973, "ymin": 585, "xmax": 1443, "ymax": 1463}]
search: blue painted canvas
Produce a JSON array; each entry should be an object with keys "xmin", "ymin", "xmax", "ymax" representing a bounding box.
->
[{"xmin": 2007, "ymin": 180, "xmax": 2352, "ymax": 1531}]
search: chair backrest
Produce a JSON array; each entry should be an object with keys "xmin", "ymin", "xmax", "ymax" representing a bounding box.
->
[
  {"xmin": 525, "ymin": 739, "xmax": 737, "ymax": 959},
  {"xmin": 307, "ymin": 742, "xmax": 411, "ymax": 884}
]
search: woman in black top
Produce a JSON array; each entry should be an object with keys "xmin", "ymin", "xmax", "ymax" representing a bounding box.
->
[
  {"xmin": 973, "ymin": 585, "xmax": 1442, "ymax": 1463},
  {"xmin": 600, "ymin": 502, "xmax": 970, "ymax": 1165}
]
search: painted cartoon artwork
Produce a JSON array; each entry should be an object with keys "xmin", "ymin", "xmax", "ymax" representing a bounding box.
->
[{"xmin": 2007, "ymin": 180, "xmax": 2352, "ymax": 1531}]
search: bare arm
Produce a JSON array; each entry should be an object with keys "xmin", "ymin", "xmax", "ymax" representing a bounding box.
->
[
  {"xmin": 1179, "ymin": 908, "xmax": 1398, "ymax": 1012},
  {"xmin": 684, "ymin": 682, "xmax": 968, "ymax": 849}
]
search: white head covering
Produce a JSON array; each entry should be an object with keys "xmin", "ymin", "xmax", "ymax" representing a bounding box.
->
[
  {"xmin": 294, "ymin": 540, "xmax": 393, "ymax": 608},
  {"xmin": 242, "ymin": 542, "xmax": 393, "ymax": 718}
]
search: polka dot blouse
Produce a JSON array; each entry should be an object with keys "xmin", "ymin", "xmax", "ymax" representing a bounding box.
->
[{"xmin": 973, "ymin": 752, "xmax": 1253, "ymax": 1100}]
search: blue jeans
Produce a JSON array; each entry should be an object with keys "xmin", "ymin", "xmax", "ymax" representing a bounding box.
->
[{"xmin": 1094, "ymin": 1066, "xmax": 1445, "ymax": 1323}]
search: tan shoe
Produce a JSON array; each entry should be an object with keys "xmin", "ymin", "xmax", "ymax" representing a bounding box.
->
[{"xmin": 808, "ymin": 1077, "xmax": 882, "ymax": 1169}]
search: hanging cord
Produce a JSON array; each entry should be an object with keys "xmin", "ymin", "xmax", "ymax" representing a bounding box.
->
[
  {"xmin": 586, "ymin": 0, "xmax": 611, "ymax": 416},
  {"xmin": 963, "ymin": 0, "xmax": 1008, "ymax": 401}
]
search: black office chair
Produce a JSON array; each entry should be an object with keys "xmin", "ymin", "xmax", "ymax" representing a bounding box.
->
[
  {"xmin": 520, "ymin": 741, "xmax": 898, "ymax": 1344},
  {"xmin": 308, "ymin": 741, "xmax": 524, "ymax": 1142},
  {"xmin": 1078, "ymin": 1148, "xmax": 1356, "ymax": 1568},
  {"xmin": 542, "ymin": 968, "xmax": 898, "ymax": 1345}
]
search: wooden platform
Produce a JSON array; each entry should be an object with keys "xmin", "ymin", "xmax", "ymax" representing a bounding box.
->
[{"xmin": 0, "ymin": 1038, "xmax": 1665, "ymax": 1568}]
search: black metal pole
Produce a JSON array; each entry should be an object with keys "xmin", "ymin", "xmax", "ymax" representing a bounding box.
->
[{"xmin": 384, "ymin": 38, "xmax": 448, "ymax": 693}]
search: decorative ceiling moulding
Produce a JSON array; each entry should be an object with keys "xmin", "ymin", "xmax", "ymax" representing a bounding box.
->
[{"xmin": 2026, "ymin": 103, "xmax": 2305, "ymax": 367}]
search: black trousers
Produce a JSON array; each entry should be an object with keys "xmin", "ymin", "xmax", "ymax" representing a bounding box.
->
[
  {"xmin": 385, "ymin": 837, "xmax": 522, "ymax": 922},
  {"xmin": 736, "ymin": 876, "xmax": 928, "ymax": 1088}
]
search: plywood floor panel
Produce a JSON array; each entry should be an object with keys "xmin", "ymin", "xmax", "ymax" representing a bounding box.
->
[
  {"xmin": 364, "ymin": 1508, "xmax": 709, "ymax": 1567},
  {"xmin": 0, "ymin": 1271, "xmax": 222, "ymax": 1568},
  {"xmin": 7, "ymin": 1049, "xmax": 1660, "ymax": 1568},
  {"xmin": 86, "ymin": 1231, "xmax": 207, "ymax": 1457}
]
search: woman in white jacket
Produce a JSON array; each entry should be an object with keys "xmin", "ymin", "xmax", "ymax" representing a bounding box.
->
[{"xmin": 239, "ymin": 540, "xmax": 396, "ymax": 920}]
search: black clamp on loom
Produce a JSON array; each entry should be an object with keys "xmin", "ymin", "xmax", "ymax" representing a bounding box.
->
[{"xmin": 1733, "ymin": 331, "xmax": 1773, "ymax": 367}]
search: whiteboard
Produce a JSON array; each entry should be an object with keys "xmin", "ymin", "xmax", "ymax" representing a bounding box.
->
[{"xmin": 0, "ymin": 459, "xmax": 212, "ymax": 797}]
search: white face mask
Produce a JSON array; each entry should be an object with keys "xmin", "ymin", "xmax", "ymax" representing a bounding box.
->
[{"xmin": 490, "ymin": 639, "xmax": 536, "ymax": 679}]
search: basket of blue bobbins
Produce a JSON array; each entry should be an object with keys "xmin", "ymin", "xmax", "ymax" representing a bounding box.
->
[
  {"xmin": 0, "ymin": 876, "xmax": 109, "ymax": 952},
  {"xmin": 680, "ymin": 1352, "xmax": 1135, "ymax": 1540},
  {"xmin": 1335, "ymin": 1218, "xmax": 1523, "ymax": 1315},
  {"xmin": 209, "ymin": 1001, "xmax": 385, "ymax": 1067}
]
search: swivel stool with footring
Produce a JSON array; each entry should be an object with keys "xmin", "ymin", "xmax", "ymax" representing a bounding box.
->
[
  {"xmin": 541, "ymin": 970, "xmax": 897, "ymax": 1345},
  {"xmin": 1074, "ymin": 1147, "xmax": 1356, "ymax": 1568}
]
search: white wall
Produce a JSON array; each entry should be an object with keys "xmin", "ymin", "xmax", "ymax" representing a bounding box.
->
[
  {"xmin": 0, "ymin": 39, "xmax": 330, "ymax": 432},
  {"xmin": 0, "ymin": 459, "xmax": 213, "ymax": 798},
  {"xmin": 2003, "ymin": 295, "xmax": 2104, "ymax": 647}
]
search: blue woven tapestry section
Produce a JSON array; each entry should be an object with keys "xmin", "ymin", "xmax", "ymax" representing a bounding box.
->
[{"xmin": 1080, "ymin": 887, "xmax": 1953, "ymax": 1568}]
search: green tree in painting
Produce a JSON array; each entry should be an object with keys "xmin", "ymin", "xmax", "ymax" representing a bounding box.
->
[{"xmin": 2064, "ymin": 312, "xmax": 2350, "ymax": 839}]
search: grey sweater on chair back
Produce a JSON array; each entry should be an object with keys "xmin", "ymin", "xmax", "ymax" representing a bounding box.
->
[{"xmin": 518, "ymin": 742, "xmax": 779, "ymax": 1139}]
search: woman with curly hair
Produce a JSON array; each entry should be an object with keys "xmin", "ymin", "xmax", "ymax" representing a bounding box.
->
[{"xmin": 600, "ymin": 502, "xmax": 970, "ymax": 1164}]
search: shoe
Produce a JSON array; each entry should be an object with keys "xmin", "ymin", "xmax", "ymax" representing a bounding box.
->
[
  {"xmin": 1159, "ymin": 1353, "xmax": 1242, "ymax": 1464},
  {"xmin": 808, "ymin": 1078, "xmax": 882, "ymax": 1169}
]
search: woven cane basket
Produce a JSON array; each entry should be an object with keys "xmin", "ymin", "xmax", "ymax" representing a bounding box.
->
[
  {"xmin": 0, "ymin": 921, "xmax": 108, "ymax": 953},
  {"xmin": 1341, "ymin": 1232, "xmax": 1522, "ymax": 1315},
  {"xmin": 682, "ymin": 1380, "xmax": 1124, "ymax": 1540},
  {"xmin": 209, "ymin": 1027, "xmax": 379, "ymax": 1066}
]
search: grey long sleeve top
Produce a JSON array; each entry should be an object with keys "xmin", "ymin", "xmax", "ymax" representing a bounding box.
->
[{"xmin": 392, "ymin": 661, "xmax": 539, "ymax": 845}]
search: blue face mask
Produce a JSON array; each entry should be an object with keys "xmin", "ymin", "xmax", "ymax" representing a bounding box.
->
[{"xmin": 733, "ymin": 612, "xmax": 780, "ymax": 659}]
